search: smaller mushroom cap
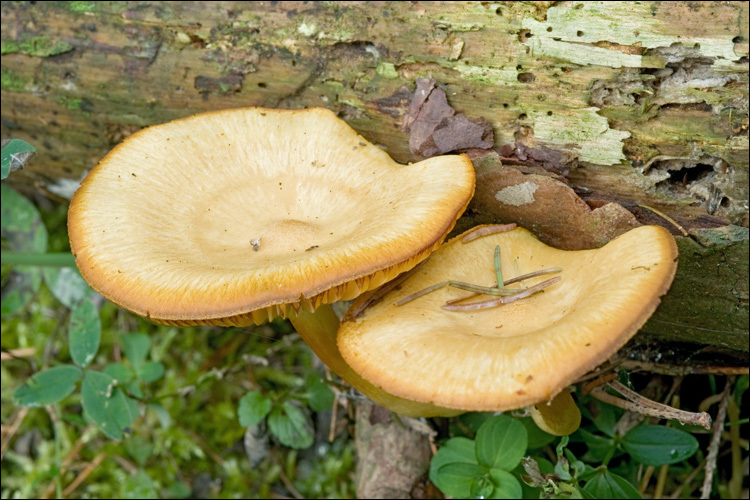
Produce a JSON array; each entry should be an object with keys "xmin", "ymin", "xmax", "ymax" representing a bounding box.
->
[
  {"xmin": 67, "ymin": 108, "xmax": 475, "ymax": 326},
  {"xmin": 338, "ymin": 225, "xmax": 678, "ymax": 411}
]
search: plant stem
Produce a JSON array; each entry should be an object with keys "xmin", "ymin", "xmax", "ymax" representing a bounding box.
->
[
  {"xmin": 288, "ymin": 304, "xmax": 461, "ymax": 418},
  {"xmin": 1, "ymin": 252, "xmax": 76, "ymax": 267}
]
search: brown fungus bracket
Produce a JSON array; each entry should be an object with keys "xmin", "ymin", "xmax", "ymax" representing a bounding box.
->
[
  {"xmin": 338, "ymin": 225, "xmax": 678, "ymax": 422},
  {"xmin": 68, "ymin": 107, "xmax": 475, "ymax": 417}
]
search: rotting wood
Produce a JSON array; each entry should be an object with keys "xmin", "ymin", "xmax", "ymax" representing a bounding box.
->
[{"xmin": 2, "ymin": 2, "xmax": 747, "ymax": 354}]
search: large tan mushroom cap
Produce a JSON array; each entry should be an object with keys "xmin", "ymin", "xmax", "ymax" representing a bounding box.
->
[
  {"xmin": 338, "ymin": 225, "xmax": 678, "ymax": 411},
  {"xmin": 68, "ymin": 108, "xmax": 475, "ymax": 326}
]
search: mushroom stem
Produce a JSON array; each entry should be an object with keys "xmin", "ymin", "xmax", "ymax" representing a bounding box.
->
[{"xmin": 288, "ymin": 304, "xmax": 462, "ymax": 418}]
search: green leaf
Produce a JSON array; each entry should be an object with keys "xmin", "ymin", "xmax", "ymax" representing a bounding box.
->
[
  {"xmin": 622, "ymin": 425, "xmax": 699, "ymax": 465},
  {"xmin": 305, "ymin": 373, "xmax": 335, "ymax": 412},
  {"xmin": 125, "ymin": 436, "xmax": 154, "ymax": 467},
  {"xmin": 120, "ymin": 333, "xmax": 151, "ymax": 367},
  {"xmin": 735, "ymin": 376, "xmax": 748, "ymax": 407},
  {"xmin": 0, "ymin": 184, "xmax": 47, "ymax": 251},
  {"xmin": 43, "ymin": 266, "xmax": 97, "ymax": 309},
  {"xmin": 126, "ymin": 380, "xmax": 144, "ymax": 399},
  {"xmin": 519, "ymin": 416, "xmax": 556, "ymax": 449},
  {"xmin": 267, "ymin": 401, "xmax": 314, "ymax": 449},
  {"xmin": 471, "ymin": 473, "xmax": 496, "ymax": 499},
  {"xmin": 1, "ymin": 183, "xmax": 47, "ymax": 314},
  {"xmin": 122, "ymin": 469, "xmax": 157, "ymax": 499},
  {"xmin": 577, "ymin": 427, "xmax": 617, "ymax": 462},
  {"xmin": 238, "ymin": 391, "xmax": 272, "ymax": 427},
  {"xmin": 435, "ymin": 462, "xmax": 487, "ymax": 499},
  {"xmin": 104, "ymin": 362, "xmax": 134, "ymax": 384},
  {"xmin": 147, "ymin": 403, "xmax": 172, "ymax": 429},
  {"xmin": 590, "ymin": 400, "xmax": 618, "ymax": 438},
  {"xmin": 81, "ymin": 370, "xmax": 139, "ymax": 439},
  {"xmin": 475, "ymin": 414, "xmax": 527, "ymax": 471},
  {"xmin": 457, "ymin": 412, "xmax": 494, "ymax": 435},
  {"xmin": 487, "ymin": 468, "xmax": 523, "ymax": 499},
  {"xmin": 1, "ymin": 138, "xmax": 36, "ymax": 179},
  {"xmin": 69, "ymin": 300, "xmax": 101, "ymax": 368},
  {"xmin": 164, "ymin": 481, "xmax": 191, "ymax": 499},
  {"xmin": 429, "ymin": 436, "xmax": 478, "ymax": 488},
  {"xmin": 583, "ymin": 468, "xmax": 641, "ymax": 499},
  {"xmin": 136, "ymin": 361, "xmax": 165, "ymax": 383},
  {"xmin": 14, "ymin": 365, "xmax": 82, "ymax": 406}
]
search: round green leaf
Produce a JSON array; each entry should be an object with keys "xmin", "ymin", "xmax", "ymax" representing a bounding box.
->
[
  {"xmin": 475, "ymin": 415, "xmax": 528, "ymax": 471},
  {"xmin": 622, "ymin": 425, "xmax": 699, "ymax": 465},
  {"xmin": 583, "ymin": 468, "xmax": 641, "ymax": 499},
  {"xmin": 471, "ymin": 474, "xmax": 496, "ymax": 498},
  {"xmin": 1, "ymin": 184, "xmax": 47, "ymax": 252},
  {"xmin": 14, "ymin": 365, "xmax": 82, "ymax": 406},
  {"xmin": 238, "ymin": 390, "xmax": 272, "ymax": 427},
  {"xmin": 120, "ymin": 333, "xmax": 151, "ymax": 367},
  {"xmin": 435, "ymin": 462, "xmax": 487, "ymax": 499},
  {"xmin": 104, "ymin": 362, "xmax": 135, "ymax": 384},
  {"xmin": 81, "ymin": 370, "xmax": 139, "ymax": 439},
  {"xmin": 1, "ymin": 184, "xmax": 47, "ymax": 314},
  {"xmin": 267, "ymin": 401, "xmax": 314, "ymax": 449},
  {"xmin": 305, "ymin": 373, "xmax": 335, "ymax": 412},
  {"xmin": 488, "ymin": 468, "xmax": 523, "ymax": 499},
  {"xmin": 69, "ymin": 300, "xmax": 101, "ymax": 368},
  {"xmin": 136, "ymin": 361, "xmax": 165, "ymax": 383},
  {"xmin": 43, "ymin": 266, "xmax": 97, "ymax": 309},
  {"xmin": 429, "ymin": 436, "xmax": 478, "ymax": 487},
  {"xmin": 519, "ymin": 417, "xmax": 556, "ymax": 449}
]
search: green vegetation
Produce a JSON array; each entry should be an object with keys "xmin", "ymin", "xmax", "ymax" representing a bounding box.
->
[
  {"xmin": 1, "ymin": 36, "xmax": 74, "ymax": 57},
  {"xmin": 2, "ymin": 140, "xmax": 746, "ymax": 498}
]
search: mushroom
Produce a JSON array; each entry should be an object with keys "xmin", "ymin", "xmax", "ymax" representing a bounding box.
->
[
  {"xmin": 68, "ymin": 107, "xmax": 475, "ymax": 417},
  {"xmin": 337, "ymin": 225, "xmax": 678, "ymax": 429}
]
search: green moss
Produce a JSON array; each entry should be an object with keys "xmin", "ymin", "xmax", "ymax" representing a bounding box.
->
[
  {"xmin": 644, "ymin": 227, "xmax": 749, "ymax": 352},
  {"xmin": 68, "ymin": 1, "xmax": 98, "ymax": 13},
  {"xmin": 375, "ymin": 62, "xmax": 398, "ymax": 79},
  {"xmin": 1, "ymin": 40, "xmax": 21, "ymax": 55},
  {"xmin": 1, "ymin": 36, "xmax": 74, "ymax": 57},
  {"xmin": 56, "ymin": 96, "xmax": 92, "ymax": 115},
  {"xmin": 0, "ymin": 68, "xmax": 28, "ymax": 92}
]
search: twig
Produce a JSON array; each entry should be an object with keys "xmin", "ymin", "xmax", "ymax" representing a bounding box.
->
[
  {"xmin": 621, "ymin": 361, "xmax": 749, "ymax": 377},
  {"xmin": 349, "ymin": 261, "xmax": 426, "ymax": 317},
  {"xmin": 441, "ymin": 277, "xmax": 561, "ymax": 311},
  {"xmin": 638, "ymin": 465, "xmax": 655, "ymax": 495},
  {"xmin": 444, "ymin": 268, "xmax": 563, "ymax": 305},
  {"xmin": 494, "ymin": 245, "xmax": 504, "ymax": 288},
  {"xmin": 40, "ymin": 427, "xmax": 93, "ymax": 499},
  {"xmin": 1, "ymin": 407, "xmax": 29, "ymax": 460},
  {"xmin": 327, "ymin": 368, "xmax": 339, "ymax": 443},
  {"xmin": 590, "ymin": 382, "xmax": 712, "ymax": 430},
  {"xmin": 0, "ymin": 347, "xmax": 37, "ymax": 361},
  {"xmin": 272, "ymin": 453, "xmax": 305, "ymax": 499},
  {"xmin": 701, "ymin": 377, "xmax": 733, "ymax": 499},
  {"xmin": 654, "ymin": 464, "xmax": 669, "ymax": 499},
  {"xmin": 580, "ymin": 373, "xmax": 619, "ymax": 396},
  {"xmin": 461, "ymin": 223, "xmax": 516, "ymax": 243},
  {"xmin": 669, "ymin": 456, "xmax": 707, "ymax": 499},
  {"xmin": 62, "ymin": 452, "xmax": 107, "ymax": 498},
  {"xmin": 639, "ymin": 204, "xmax": 689, "ymax": 237}
]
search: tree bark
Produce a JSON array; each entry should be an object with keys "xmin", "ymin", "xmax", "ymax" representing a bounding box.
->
[{"xmin": 2, "ymin": 1, "xmax": 748, "ymax": 354}]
